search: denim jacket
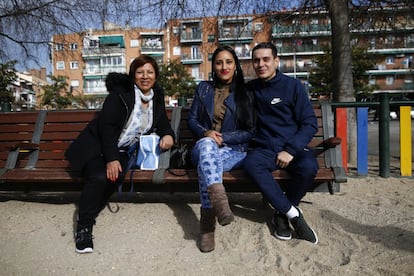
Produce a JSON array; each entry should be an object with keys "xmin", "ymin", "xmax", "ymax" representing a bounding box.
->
[{"xmin": 187, "ymin": 81, "xmax": 254, "ymax": 152}]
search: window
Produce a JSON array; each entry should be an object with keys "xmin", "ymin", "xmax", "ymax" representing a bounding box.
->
[
  {"xmin": 70, "ymin": 61, "xmax": 79, "ymax": 69},
  {"xmin": 369, "ymin": 37, "xmax": 376, "ymax": 49},
  {"xmin": 369, "ymin": 77, "xmax": 376, "ymax": 85},
  {"xmin": 385, "ymin": 56, "xmax": 394, "ymax": 64},
  {"xmin": 191, "ymin": 46, "xmax": 200, "ymax": 59},
  {"xmin": 385, "ymin": 35, "xmax": 395, "ymax": 46},
  {"xmin": 254, "ymin": 23, "xmax": 263, "ymax": 32},
  {"xmin": 208, "ymin": 34, "xmax": 215, "ymax": 43},
  {"xmin": 310, "ymin": 19, "xmax": 319, "ymax": 25},
  {"xmin": 172, "ymin": 27, "xmax": 180, "ymax": 35},
  {"xmin": 89, "ymin": 39, "xmax": 98, "ymax": 48},
  {"xmin": 84, "ymin": 78, "xmax": 105, "ymax": 94},
  {"xmin": 234, "ymin": 44, "xmax": 251, "ymax": 58},
  {"xmin": 130, "ymin": 39, "xmax": 139, "ymax": 47},
  {"xmin": 350, "ymin": 38, "xmax": 358, "ymax": 47},
  {"xmin": 405, "ymin": 34, "xmax": 414, "ymax": 47},
  {"xmin": 173, "ymin": 46, "xmax": 181, "ymax": 56},
  {"xmin": 55, "ymin": 43, "xmax": 64, "ymax": 51},
  {"xmin": 70, "ymin": 43, "xmax": 78, "ymax": 50},
  {"xmin": 85, "ymin": 59, "xmax": 99, "ymax": 73},
  {"xmin": 56, "ymin": 61, "xmax": 65, "ymax": 70},
  {"xmin": 70, "ymin": 80, "xmax": 80, "ymax": 88},
  {"xmin": 402, "ymin": 57, "xmax": 411, "ymax": 69},
  {"xmin": 101, "ymin": 56, "xmax": 123, "ymax": 66},
  {"xmin": 191, "ymin": 65, "xmax": 200, "ymax": 79},
  {"xmin": 386, "ymin": 76, "xmax": 394, "ymax": 85}
]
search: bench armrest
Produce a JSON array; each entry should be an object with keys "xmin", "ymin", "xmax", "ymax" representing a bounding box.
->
[{"xmin": 317, "ymin": 137, "xmax": 341, "ymax": 149}]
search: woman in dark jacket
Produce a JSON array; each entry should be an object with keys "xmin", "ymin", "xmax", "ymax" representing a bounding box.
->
[
  {"xmin": 188, "ymin": 45, "xmax": 254, "ymax": 252},
  {"xmin": 65, "ymin": 55, "xmax": 174, "ymax": 254}
]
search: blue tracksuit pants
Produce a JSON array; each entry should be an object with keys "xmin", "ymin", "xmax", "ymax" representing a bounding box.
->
[{"xmin": 243, "ymin": 147, "xmax": 318, "ymax": 213}]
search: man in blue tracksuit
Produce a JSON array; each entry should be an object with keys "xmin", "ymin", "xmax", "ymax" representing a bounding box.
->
[{"xmin": 244, "ymin": 42, "xmax": 319, "ymax": 244}]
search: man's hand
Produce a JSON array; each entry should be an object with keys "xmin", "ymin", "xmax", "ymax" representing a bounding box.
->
[{"xmin": 276, "ymin": 151, "xmax": 293, "ymax": 168}]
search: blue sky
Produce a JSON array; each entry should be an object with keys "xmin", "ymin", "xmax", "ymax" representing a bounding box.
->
[{"xmin": 2, "ymin": 0, "xmax": 299, "ymax": 73}]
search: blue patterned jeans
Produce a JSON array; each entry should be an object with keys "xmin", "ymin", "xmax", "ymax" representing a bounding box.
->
[{"xmin": 191, "ymin": 137, "xmax": 247, "ymax": 208}]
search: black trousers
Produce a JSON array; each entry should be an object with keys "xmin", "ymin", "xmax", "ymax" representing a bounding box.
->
[{"xmin": 77, "ymin": 152, "xmax": 130, "ymax": 226}]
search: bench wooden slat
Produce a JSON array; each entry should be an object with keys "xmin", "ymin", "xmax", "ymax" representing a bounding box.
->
[{"xmin": 0, "ymin": 112, "xmax": 40, "ymax": 124}]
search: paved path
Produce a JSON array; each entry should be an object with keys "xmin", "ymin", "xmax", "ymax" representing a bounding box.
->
[{"xmin": 368, "ymin": 120, "xmax": 414, "ymax": 158}]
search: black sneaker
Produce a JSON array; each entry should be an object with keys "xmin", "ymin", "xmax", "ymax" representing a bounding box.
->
[
  {"xmin": 290, "ymin": 208, "xmax": 318, "ymax": 244},
  {"xmin": 271, "ymin": 212, "xmax": 292, "ymax": 240},
  {"xmin": 75, "ymin": 225, "xmax": 94, "ymax": 253}
]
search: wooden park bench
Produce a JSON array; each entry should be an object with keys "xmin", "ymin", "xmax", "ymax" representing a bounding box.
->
[{"xmin": 0, "ymin": 102, "xmax": 346, "ymax": 194}]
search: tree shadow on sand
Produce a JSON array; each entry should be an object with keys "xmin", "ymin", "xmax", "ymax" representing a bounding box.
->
[{"xmin": 321, "ymin": 209, "xmax": 414, "ymax": 253}]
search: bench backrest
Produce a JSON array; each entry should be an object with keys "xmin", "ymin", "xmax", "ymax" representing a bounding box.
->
[
  {"xmin": 34, "ymin": 109, "xmax": 175, "ymax": 171},
  {"xmin": 177, "ymin": 104, "xmax": 327, "ymax": 167},
  {"xmin": 36, "ymin": 110, "xmax": 99, "ymax": 170},
  {"xmin": 1, "ymin": 105, "xmax": 327, "ymax": 172}
]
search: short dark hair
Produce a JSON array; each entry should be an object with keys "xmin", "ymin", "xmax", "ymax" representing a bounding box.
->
[
  {"xmin": 129, "ymin": 55, "xmax": 160, "ymax": 79},
  {"xmin": 252, "ymin": 42, "xmax": 278, "ymax": 58}
]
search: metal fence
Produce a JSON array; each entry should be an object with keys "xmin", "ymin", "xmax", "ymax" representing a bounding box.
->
[{"xmin": 329, "ymin": 93, "xmax": 414, "ymax": 178}]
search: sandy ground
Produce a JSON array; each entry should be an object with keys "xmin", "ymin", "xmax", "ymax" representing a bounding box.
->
[{"xmin": 0, "ymin": 175, "xmax": 413, "ymax": 276}]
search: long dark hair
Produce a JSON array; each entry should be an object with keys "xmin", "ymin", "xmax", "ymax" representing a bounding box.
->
[{"xmin": 211, "ymin": 45, "xmax": 253, "ymax": 130}]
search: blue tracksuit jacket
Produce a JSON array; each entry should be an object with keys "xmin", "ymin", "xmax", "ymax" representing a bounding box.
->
[{"xmin": 248, "ymin": 71, "xmax": 318, "ymax": 157}]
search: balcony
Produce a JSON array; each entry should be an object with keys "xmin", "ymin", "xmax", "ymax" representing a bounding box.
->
[
  {"xmin": 179, "ymin": 20, "xmax": 202, "ymax": 43},
  {"xmin": 277, "ymin": 44, "xmax": 325, "ymax": 55},
  {"xmin": 83, "ymin": 86, "xmax": 108, "ymax": 95},
  {"xmin": 83, "ymin": 65, "xmax": 126, "ymax": 76},
  {"xmin": 218, "ymin": 28, "xmax": 253, "ymax": 43},
  {"xmin": 141, "ymin": 46, "xmax": 165, "ymax": 55},
  {"xmin": 367, "ymin": 45, "xmax": 414, "ymax": 55},
  {"xmin": 180, "ymin": 31, "xmax": 202, "ymax": 43},
  {"xmin": 181, "ymin": 53, "xmax": 203, "ymax": 64},
  {"xmin": 272, "ymin": 24, "xmax": 331, "ymax": 38},
  {"xmin": 218, "ymin": 18, "xmax": 253, "ymax": 43},
  {"xmin": 402, "ymin": 82, "xmax": 414, "ymax": 91},
  {"xmin": 366, "ymin": 68, "xmax": 413, "ymax": 76},
  {"xmin": 82, "ymin": 47, "xmax": 125, "ymax": 58},
  {"xmin": 191, "ymin": 72, "xmax": 204, "ymax": 82},
  {"xmin": 141, "ymin": 34, "xmax": 164, "ymax": 55}
]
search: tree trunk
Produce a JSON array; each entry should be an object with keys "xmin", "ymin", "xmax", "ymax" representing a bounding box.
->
[{"xmin": 327, "ymin": 0, "xmax": 357, "ymax": 166}]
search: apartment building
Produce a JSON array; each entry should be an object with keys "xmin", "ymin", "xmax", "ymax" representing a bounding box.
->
[
  {"xmin": 50, "ymin": 6, "xmax": 414, "ymax": 108},
  {"xmin": 51, "ymin": 23, "xmax": 167, "ymax": 108},
  {"xmin": 2, "ymin": 68, "xmax": 48, "ymax": 112}
]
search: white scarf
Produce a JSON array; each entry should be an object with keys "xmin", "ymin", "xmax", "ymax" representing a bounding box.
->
[{"xmin": 117, "ymin": 85, "xmax": 154, "ymax": 148}]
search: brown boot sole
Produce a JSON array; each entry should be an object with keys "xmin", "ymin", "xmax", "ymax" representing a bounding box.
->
[{"xmin": 218, "ymin": 214, "xmax": 234, "ymax": 226}]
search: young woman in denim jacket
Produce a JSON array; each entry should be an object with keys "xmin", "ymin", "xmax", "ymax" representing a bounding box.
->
[{"xmin": 188, "ymin": 45, "xmax": 254, "ymax": 252}]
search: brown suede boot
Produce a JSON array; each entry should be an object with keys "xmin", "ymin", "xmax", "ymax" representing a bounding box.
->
[
  {"xmin": 207, "ymin": 183, "xmax": 234, "ymax": 226},
  {"xmin": 199, "ymin": 207, "xmax": 216, "ymax": 253}
]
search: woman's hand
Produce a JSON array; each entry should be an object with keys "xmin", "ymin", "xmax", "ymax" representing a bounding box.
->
[
  {"xmin": 106, "ymin": 160, "xmax": 122, "ymax": 182},
  {"xmin": 204, "ymin": 130, "xmax": 223, "ymax": 146},
  {"xmin": 159, "ymin": 135, "xmax": 174, "ymax": 150}
]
